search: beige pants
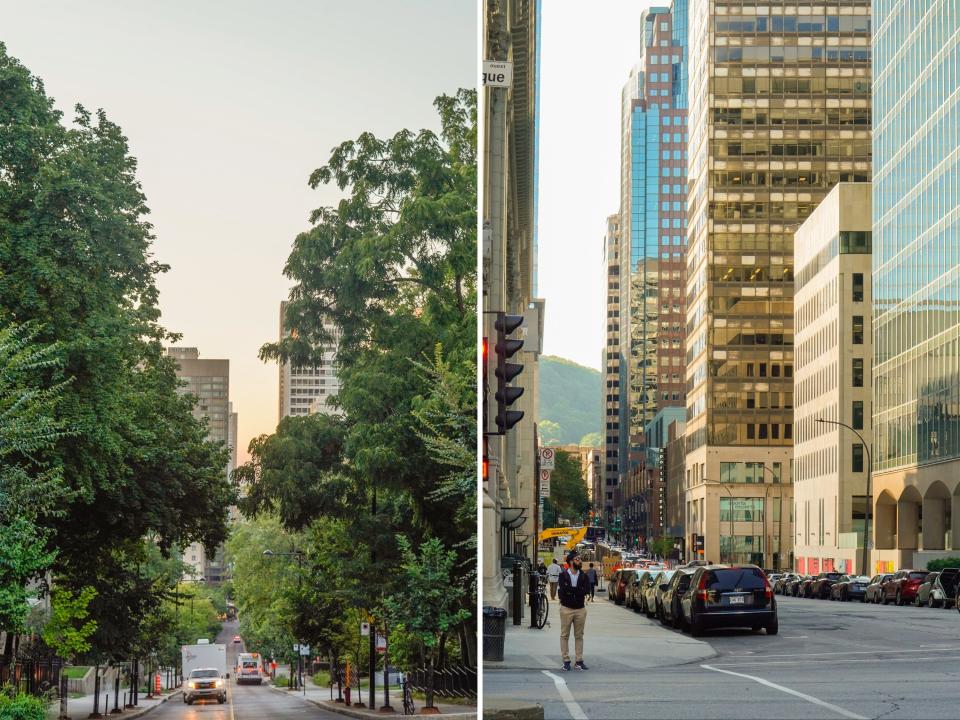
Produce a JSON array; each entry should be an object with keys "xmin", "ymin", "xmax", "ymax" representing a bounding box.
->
[
  {"xmin": 559, "ymin": 605, "xmax": 587, "ymax": 662},
  {"xmin": 549, "ymin": 580, "xmax": 558, "ymax": 599}
]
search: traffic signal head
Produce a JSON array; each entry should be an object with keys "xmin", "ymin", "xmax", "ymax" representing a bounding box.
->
[{"xmin": 494, "ymin": 312, "xmax": 525, "ymax": 432}]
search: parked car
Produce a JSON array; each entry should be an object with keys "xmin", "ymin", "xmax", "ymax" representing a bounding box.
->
[
  {"xmin": 931, "ymin": 568, "xmax": 960, "ymax": 608},
  {"xmin": 881, "ymin": 569, "xmax": 928, "ymax": 605},
  {"xmin": 865, "ymin": 573, "xmax": 894, "ymax": 603},
  {"xmin": 645, "ymin": 570, "xmax": 675, "ymax": 618},
  {"xmin": 915, "ymin": 572, "xmax": 941, "ymax": 607},
  {"xmin": 634, "ymin": 571, "xmax": 659, "ymax": 615},
  {"xmin": 680, "ymin": 564, "xmax": 778, "ymax": 636},
  {"xmin": 608, "ymin": 570, "xmax": 622, "ymax": 601},
  {"xmin": 784, "ymin": 575, "xmax": 806, "ymax": 596},
  {"xmin": 830, "ymin": 575, "xmax": 870, "ymax": 601},
  {"xmin": 808, "ymin": 572, "xmax": 845, "ymax": 599},
  {"xmin": 799, "ymin": 576, "xmax": 817, "ymax": 598},
  {"xmin": 612, "ymin": 569, "xmax": 636, "ymax": 605},
  {"xmin": 767, "ymin": 573, "xmax": 784, "ymax": 589},
  {"xmin": 660, "ymin": 568, "xmax": 697, "ymax": 629},
  {"xmin": 775, "ymin": 574, "xmax": 799, "ymax": 594},
  {"xmin": 627, "ymin": 570, "xmax": 651, "ymax": 611}
]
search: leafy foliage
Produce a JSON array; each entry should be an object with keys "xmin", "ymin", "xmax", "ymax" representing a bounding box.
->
[
  {"xmin": 547, "ymin": 451, "xmax": 589, "ymax": 526},
  {"xmin": 42, "ymin": 587, "xmax": 97, "ymax": 660},
  {"xmin": 927, "ymin": 557, "xmax": 960, "ymax": 572},
  {"xmin": 0, "ymin": 43, "xmax": 233, "ymax": 654},
  {"xmin": 0, "ymin": 691, "xmax": 48, "ymax": 720}
]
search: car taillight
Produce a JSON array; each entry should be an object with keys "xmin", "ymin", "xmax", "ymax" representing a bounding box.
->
[
  {"xmin": 696, "ymin": 573, "xmax": 709, "ymax": 601},
  {"xmin": 764, "ymin": 577, "xmax": 773, "ymax": 599}
]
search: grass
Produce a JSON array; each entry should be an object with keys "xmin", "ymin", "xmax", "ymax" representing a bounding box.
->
[
  {"xmin": 410, "ymin": 690, "xmax": 476, "ymax": 706},
  {"xmin": 63, "ymin": 666, "xmax": 89, "ymax": 679}
]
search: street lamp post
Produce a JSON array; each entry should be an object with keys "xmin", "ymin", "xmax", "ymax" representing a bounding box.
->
[
  {"xmin": 263, "ymin": 549, "xmax": 305, "ymax": 691},
  {"xmin": 816, "ymin": 417, "xmax": 872, "ymax": 576},
  {"xmin": 759, "ymin": 465, "xmax": 783, "ymax": 571}
]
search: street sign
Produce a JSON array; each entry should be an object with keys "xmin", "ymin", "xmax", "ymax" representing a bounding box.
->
[
  {"xmin": 482, "ymin": 61, "xmax": 513, "ymax": 88},
  {"xmin": 360, "ymin": 622, "xmax": 370, "ymax": 637},
  {"xmin": 376, "ymin": 634, "xmax": 386, "ymax": 653},
  {"xmin": 540, "ymin": 447, "xmax": 555, "ymax": 470},
  {"xmin": 539, "ymin": 469, "xmax": 550, "ymax": 498},
  {"xmin": 299, "ymin": 644, "xmax": 310, "ymax": 656}
]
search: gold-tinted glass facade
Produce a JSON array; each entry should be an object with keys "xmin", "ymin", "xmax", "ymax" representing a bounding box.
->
[{"xmin": 685, "ymin": 0, "xmax": 872, "ymax": 452}]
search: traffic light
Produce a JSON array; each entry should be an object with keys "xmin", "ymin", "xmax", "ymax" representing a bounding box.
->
[{"xmin": 494, "ymin": 312, "xmax": 524, "ymax": 432}]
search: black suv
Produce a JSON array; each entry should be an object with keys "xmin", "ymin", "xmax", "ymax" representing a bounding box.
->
[{"xmin": 680, "ymin": 564, "xmax": 778, "ymax": 636}]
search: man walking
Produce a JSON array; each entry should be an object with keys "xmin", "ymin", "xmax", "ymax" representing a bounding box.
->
[
  {"xmin": 547, "ymin": 558, "xmax": 562, "ymax": 600},
  {"xmin": 586, "ymin": 562, "xmax": 598, "ymax": 602},
  {"xmin": 558, "ymin": 550, "xmax": 590, "ymax": 671}
]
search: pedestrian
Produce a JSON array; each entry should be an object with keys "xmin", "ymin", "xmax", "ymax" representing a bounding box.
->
[
  {"xmin": 586, "ymin": 562, "xmax": 598, "ymax": 602},
  {"xmin": 547, "ymin": 558, "xmax": 562, "ymax": 600},
  {"xmin": 558, "ymin": 549, "xmax": 590, "ymax": 671}
]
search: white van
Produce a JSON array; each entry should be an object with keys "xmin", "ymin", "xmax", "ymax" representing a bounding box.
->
[{"xmin": 236, "ymin": 652, "xmax": 262, "ymax": 685}]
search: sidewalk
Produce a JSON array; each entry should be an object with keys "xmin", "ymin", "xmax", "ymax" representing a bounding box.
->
[
  {"xmin": 485, "ymin": 595, "xmax": 716, "ymax": 673},
  {"xmin": 46, "ymin": 688, "xmax": 181, "ymax": 719},
  {"xmin": 268, "ymin": 676, "xmax": 477, "ymax": 718}
]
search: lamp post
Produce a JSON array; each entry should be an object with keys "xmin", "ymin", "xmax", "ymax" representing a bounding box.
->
[
  {"xmin": 759, "ymin": 465, "xmax": 782, "ymax": 571},
  {"xmin": 263, "ymin": 549, "xmax": 305, "ymax": 691},
  {"xmin": 816, "ymin": 417, "xmax": 872, "ymax": 576}
]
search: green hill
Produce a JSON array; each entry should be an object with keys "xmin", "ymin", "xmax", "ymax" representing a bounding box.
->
[{"xmin": 538, "ymin": 356, "xmax": 601, "ymax": 446}]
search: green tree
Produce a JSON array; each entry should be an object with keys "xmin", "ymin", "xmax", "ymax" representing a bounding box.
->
[
  {"xmin": 649, "ymin": 536, "xmax": 674, "ymax": 559},
  {"xmin": 385, "ymin": 537, "xmax": 470, "ymax": 711},
  {"xmin": 538, "ymin": 420, "xmax": 564, "ymax": 446},
  {"xmin": 0, "ymin": 44, "xmax": 233, "ymax": 658},
  {"xmin": 0, "ymin": 323, "xmax": 69, "ymax": 637},
  {"xmin": 549, "ymin": 451, "xmax": 589, "ymax": 525},
  {"xmin": 43, "ymin": 586, "xmax": 97, "ymax": 719}
]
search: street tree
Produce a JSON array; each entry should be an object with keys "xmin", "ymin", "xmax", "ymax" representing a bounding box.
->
[
  {"xmin": 0, "ymin": 44, "xmax": 234, "ymax": 659},
  {"xmin": 385, "ymin": 537, "xmax": 471, "ymax": 713},
  {"xmin": 42, "ymin": 586, "xmax": 97, "ymax": 720},
  {"xmin": 549, "ymin": 451, "xmax": 590, "ymax": 525}
]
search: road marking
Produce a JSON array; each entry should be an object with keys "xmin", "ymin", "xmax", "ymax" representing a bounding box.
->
[
  {"xmin": 719, "ymin": 646, "xmax": 947, "ymax": 660},
  {"xmin": 701, "ymin": 664, "xmax": 867, "ymax": 720},
  {"xmin": 541, "ymin": 671, "xmax": 588, "ymax": 720},
  {"xmin": 781, "ymin": 635, "xmax": 809, "ymax": 639},
  {"xmin": 709, "ymin": 655, "xmax": 960, "ymax": 669}
]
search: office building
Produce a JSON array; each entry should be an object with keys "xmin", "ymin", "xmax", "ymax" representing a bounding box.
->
[
  {"xmin": 873, "ymin": 0, "xmax": 960, "ymax": 572},
  {"xmin": 793, "ymin": 183, "xmax": 871, "ymax": 575},
  {"xmin": 602, "ymin": 213, "xmax": 623, "ymax": 523},
  {"xmin": 482, "ymin": 0, "xmax": 543, "ymax": 614},
  {"xmin": 683, "ymin": 0, "xmax": 871, "ymax": 569},
  {"xmin": 614, "ymin": 0, "xmax": 689, "ymax": 537},
  {"xmin": 167, "ymin": 347, "xmax": 233, "ymax": 584},
  {"xmin": 278, "ymin": 301, "xmax": 340, "ymax": 420}
]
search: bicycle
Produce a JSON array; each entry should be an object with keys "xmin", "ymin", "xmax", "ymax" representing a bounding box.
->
[
  {"xmin": 532, "ymin": 574, "xmax": 549, "ymax": 629},
  {"xmin": 402, "ymin": 676, "xmax": 415, "ymax": 716}
]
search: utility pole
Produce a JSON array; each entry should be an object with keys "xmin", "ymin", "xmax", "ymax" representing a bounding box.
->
[{"xmin": 369, "ymin": 483, "xmax": 376, "ymax": 711}]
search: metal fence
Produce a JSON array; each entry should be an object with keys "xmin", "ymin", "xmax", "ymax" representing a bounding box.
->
[
  {"xmin": 408, "ymin": 664, "xmax": 476, "ymax": 699},
  {"xmin": 0, "ymin": 657, "xmax": 64, "ymax": 697}
]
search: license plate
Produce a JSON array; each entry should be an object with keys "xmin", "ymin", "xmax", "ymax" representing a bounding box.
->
[{"xmin": 729, "ymin": 595, "xmax": 745, "ymax": 605}]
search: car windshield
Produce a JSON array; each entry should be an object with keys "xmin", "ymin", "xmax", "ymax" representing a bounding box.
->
[
  {"xmin": 704, "ymin": 567, "xmax": 767, "ymax": 591},
  {"xmin": 242, "ymin": 661, "xmax": 257, "ymax": 668},
  {"xmin": 826, "ymin": 573, "xmax": 842, "ymax": 580},
  {"xmin": 190, "ymin": 670, "xmax": 219, "ymax": 678},
  {"xmin": 909, "ymin": 571, "xmax": 928, "ymax": 580}
]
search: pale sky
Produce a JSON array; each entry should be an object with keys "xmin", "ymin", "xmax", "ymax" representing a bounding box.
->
[
  {"xmin": 537, "ymin": 0, "xmax": 655, "ymax": 370},
  {"xmin": 1, "ymin": 0, "xmax": 475, "ymax": 463}
]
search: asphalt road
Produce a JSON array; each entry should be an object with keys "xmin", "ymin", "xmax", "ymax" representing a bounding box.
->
[
  {"xmin": 484, "ymin": 594, "xmax": 960, "ymax": 719},
  {"xmin": 149, "ymin": 622, "xmax": 343, "ymax": 720}
]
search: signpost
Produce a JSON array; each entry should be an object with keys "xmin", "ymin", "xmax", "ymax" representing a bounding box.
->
[
  {"xmin": 539, "ymin": 469, "xmax": 551, "ymax": 498},
  {"xmin": 539, "ymin": 447, "xmax": 555, "ymax": 470}
]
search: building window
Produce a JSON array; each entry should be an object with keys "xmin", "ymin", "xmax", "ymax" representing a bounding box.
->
[
  {"xmin": 852, "ymin": 273, "xmax": 864, "ymax": 302},
  {"xmin": 852, "ymin": 400, "xmax": 864, "ymax": 430},
  {"xmin": 852, "ymin": 316, "xmax": 864, "ymax": 344},
  {"xmin": 852, "ymin": 444, "xmax": 864, "ymax": 473},
  {"xmin": 852, "ymin": 358, "xmax": 864, "ymax": 387}
]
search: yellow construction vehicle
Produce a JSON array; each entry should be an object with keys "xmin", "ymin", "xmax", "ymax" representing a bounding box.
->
[{"xmin": 538, "ymin": 526, "xmax": 588, "ymax": 550}]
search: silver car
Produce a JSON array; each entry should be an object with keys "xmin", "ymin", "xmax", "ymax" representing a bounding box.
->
[{"xmin": 183, "ymin": 668, "xmax": 226, "ymax": 705}]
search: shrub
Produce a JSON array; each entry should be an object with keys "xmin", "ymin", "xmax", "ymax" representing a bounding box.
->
[
  {"xmin": 312, "ymin": 671, "xmax": 331, "ymax": 687},
  {"xmin": 927, "ymin": 557, "xmax": 960, "ymax": 572},
  {"xmin": 0, "ymin": 691, "xmax": 49, "ymax": 720},
  {"xmin": 274, "ymin": 676, "xmax": 290, "ymax": 688}
]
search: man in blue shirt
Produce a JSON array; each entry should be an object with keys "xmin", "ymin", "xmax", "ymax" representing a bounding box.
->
[{"xmin": 557, "ymin": 550, "xmax": 590, "ymax": 670}]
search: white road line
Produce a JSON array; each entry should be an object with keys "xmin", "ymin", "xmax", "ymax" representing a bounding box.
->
[
  {"xmin": 541, "ymin": 671, "xmax": 588, "ymax": 720},
  {"xmin": 708, "ymin": 654, "xmax": 960, "ymax": 669},
  {"xmin": 718, "ymin": 646, "xmax": 949, "ymax": 660},
  {"xmin": 701, "ymin": 664, "xmax": 867, "ymax": 720},
  {"xmin": 781, "ymin": 635, "xmax": 809, "ymax": 639}
]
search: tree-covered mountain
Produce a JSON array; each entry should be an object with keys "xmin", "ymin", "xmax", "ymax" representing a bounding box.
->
[{"xmin": 537, "ymin": 356, "xmax": 601, "ymax": 446}]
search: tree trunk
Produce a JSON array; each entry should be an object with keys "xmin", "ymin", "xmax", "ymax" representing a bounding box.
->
[
  {"xmin": 438, "ymin": 633, "xmax": 447, "ymax": 669},
  {"xmin": 425, "ymin": 653, "xmax": 435, "ymax": 710},
  {"xmin": 59, "ymin": 668, "xmax": 68, "ymax": 720}
]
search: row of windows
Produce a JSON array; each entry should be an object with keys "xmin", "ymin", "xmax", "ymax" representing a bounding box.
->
[
  {"xmin": 715, "ymin": 46, "xmax": 870, "ymax": 64},
  {"xmin": 711, "ymin": 76, "xmax": 870, "ymax": 96},
  {"xmin": 713, "ymin": 107, "xmax": 871, "ymax": 127},
  {"xmin": 713, "ymin": 15, "xmax": 870, "ymax": 35},
  {"xmin": 712, "ymin": 139, "xmax": 872, "ymax": 159}
]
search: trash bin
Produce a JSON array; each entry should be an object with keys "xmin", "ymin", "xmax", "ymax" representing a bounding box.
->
[{"xmin": 482, "ymin": 606, "xmax": 507, "ymax": 662}]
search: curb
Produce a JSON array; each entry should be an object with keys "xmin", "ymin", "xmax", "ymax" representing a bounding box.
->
[
  {"xmin": 268, "ymin": 682, "xmax": 477, "ymax": 719},
  {"xmin": 482, "ymin": 702, "xmax": 543, "ymax": 720},
  {"xmin": 68, "ymin": 690, "xmax": 182, "ymax": 719}
]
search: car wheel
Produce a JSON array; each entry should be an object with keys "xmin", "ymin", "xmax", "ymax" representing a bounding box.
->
[
  {"xmin": 896, "ymin": 591, "xmax": 903, "ymax": 606},
  {"xmin": 929, "ymin": 594, "xmax": 938, "ymax": 608},
  {"xmin": 766, "ymin": 618, "xmax": 779, "ymax": 635},
  {"xmin": 882, "ymin": 591, "xmax": 890, "ymax": 605}
]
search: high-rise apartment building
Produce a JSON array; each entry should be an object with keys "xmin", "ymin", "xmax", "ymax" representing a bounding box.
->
[
  {"xmin": 278, "ymin": 300, "xmax": 340, "ymax": 420},
  {"xmin": 684, "ymin": 1, "xmax": 872, "ymax": 568},
  {"xmin": 167, "ymin": 346, "xmax": 233, "ymax": 583},
  {"xmin": 602, "ymin": 213, "xmax": 622, "ymax": 523},
  {"xmin": 613, "ymin": 1, "xmax": 688, "ymax": 541},
  {"xmin": 873, "ymin": 0, "xmax": 960, "ymax": 572},
  {"xmin": 793, "ymin": 183, "xmax": 871, "ymax": 575}
]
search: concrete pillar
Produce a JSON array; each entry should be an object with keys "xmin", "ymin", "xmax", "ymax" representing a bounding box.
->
[
  {"xmin": 897, "ymin": 502, "xmax": 919, "ymax": 549},
  {"xmin": 875, "ymin": 501, "xmax": 897, "ymax": 549},
  {"xmin": 951, "ymin": 495, "xmax": 960, "ymax": 550},
  {"xmin": 922, "ymin": 498, "xmax": 946, "ymax": 550}
]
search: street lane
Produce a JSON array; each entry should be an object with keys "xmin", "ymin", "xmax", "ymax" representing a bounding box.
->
[
  {"xmin": 485, "ymin": 594, "xmax": 960, "ymax": 719},
  {"xmin": 149, "ymin": 621, "xmax": 344, "ymax": 719}
]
